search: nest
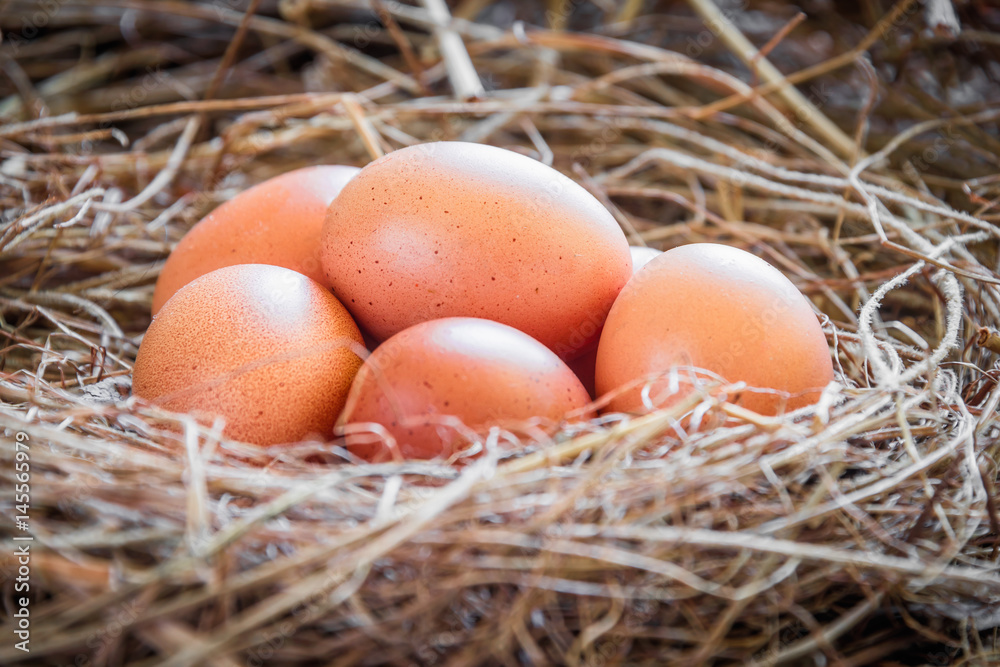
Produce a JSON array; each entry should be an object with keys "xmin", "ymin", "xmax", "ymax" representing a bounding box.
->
[{"xmin": 1, "ymin": 0, "xmax": 999, "ymax": 664}]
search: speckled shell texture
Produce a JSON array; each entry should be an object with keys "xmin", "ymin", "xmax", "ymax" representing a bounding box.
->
[
  {"xmin": 341, "ymin": 317, "xmax": 591, "ymax": 461},
  {"xmin": 595, "ymin": 243, "xmax": 834, "ymax": 415},
  {"xmin": 134, "ymin": 264, "xmax": 364, "ymax": 445},
  {"xmin": 321, "ymin": 142, "xmax": 632, "ymax": 360},
  {"xmin": 152, "ymin": 165, "xmax": 360, "ymax": 314}
]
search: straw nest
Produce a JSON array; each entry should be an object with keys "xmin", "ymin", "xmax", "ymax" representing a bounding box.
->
[{"xmin": 1, "ymin": 1, "xmax": 999, "ymax": 665}]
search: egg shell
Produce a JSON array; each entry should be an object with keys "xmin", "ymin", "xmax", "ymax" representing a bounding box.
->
[
  {"xmin": 321, "ymin": 142, "xmax": 632, "ymax": 361},
  {"xmin": 134, "ymin": 264, "xmax": 364, "ymax": 446},
  {"xmin": 340, "ymin": 317, "xmax": 592, "ymax": 461},
  {"xmin": 152, "ymin": 165, "xmax": 360, "ymax": 314},
  {"xmin": 595, "ymin": 243, "xmax": 834, "ymax": 415},
  {"xmin": 568, "ymin": 246, "xmax": 664, "ymax": 397}
]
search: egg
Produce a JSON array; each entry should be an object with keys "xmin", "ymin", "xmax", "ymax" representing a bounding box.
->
[
  {"xmin": 134, "ymin": 264, "xmax": 364, "ymax": 445},
  {"xmin": 567, "ymin": 245, "xmax": 664, "ymax": 396},
  {"xmin": 340, "ymin": 317, "xmax": 591, "ymax": 461},
  {"xmin": 595, "ymin": 243, "xmax": 833, "ymax": 415},
  {"xmin": 320, "ymin": 142, "xmax": 632, "ymax": 360},
  {"xmin": 152, "ymin": 165, "xmax": 360, "ymax": 314}
]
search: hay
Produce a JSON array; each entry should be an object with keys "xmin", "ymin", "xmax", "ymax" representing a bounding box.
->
[{"xmin": 1, "ymin": 0, "xmax": 999, "ymax": 664}]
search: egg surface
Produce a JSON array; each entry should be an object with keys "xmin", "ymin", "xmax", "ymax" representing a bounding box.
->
[
  {"xmin": 595, "ymin": 243, "xmax": 833, "ymax": 415},
  {"xmin": 321, "ymin": 142, "xmax": 632, "ymax": 360},
  {"xmin": 134, "ymin": 264, "xmax": 364, "ymax": 445},
  {"xmin": 341, "ymin": 317, "xmax": 591, "ymax": 461},
  {"xmin": 152, "ymin": 165, "xmax": 360, "ymax": 314}
]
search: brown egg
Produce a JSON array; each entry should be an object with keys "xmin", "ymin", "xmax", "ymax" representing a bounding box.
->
[
  {"xmin": 595, "ymin": 243, "xmax": 833, "ymax": 415},
  {"xmin": 152, "ymin": 165, "xmax": 360, "ymax": 314},
  {"xmin": 321, "ymin": 142, "xmax": 632, "ymax": 360},
  {"xmin": 134, "ymin": 264, "xmax": 364, "ymax": 445},
  {"xmin": 340, "ymin": 317, "xmax": 591, "ymax": 461},
  {"xmin": 568, "ymin": 246, "xmax": 664, "ymax": 396}
]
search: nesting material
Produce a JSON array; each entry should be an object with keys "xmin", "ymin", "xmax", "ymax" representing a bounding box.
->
[{"xmin": 0, "ymin": 1, "xmax": 998, "ymax": 665}]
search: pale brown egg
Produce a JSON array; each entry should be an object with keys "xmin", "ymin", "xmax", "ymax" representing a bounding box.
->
[
  {"xmin": 340, "ymin": 317, "xmax": 591, "ymax": 461},
  {"xmin": 595, "ymin": 243, "xmax": 834, "ymax": 415},
  {"xmin": 152, "ymin": 165, "xmax": 360, "ymax": 314},
  {"xmin": 134, "ymin": 264, "xmax": 364, "ymax": 445},
  {"xmin": 321, "ymin": 142, "xmax": 632, "ymax": 360},
  {"xmin": 567, "ymin": 245, "xmax": 664, "ymax": 396}
]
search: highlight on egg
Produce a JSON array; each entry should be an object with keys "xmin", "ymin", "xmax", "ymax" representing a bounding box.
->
[
  {"xmin": 595, "ymin": 243, "xmax": 834, "ymax": 415},
  {"xmin": 134, "ymin": 264, "xmax": 364, "ymax": 446},
  {"xmin": 339, "ymin": 317, "xmax": 592, "ymax": 461},
  {"xmin": 152, "ymin": 164, "xmax": 360, "ymax": 314},
  {"xmin": 320, "ymin": 141, "xmax": 632, "ymax": 361}
]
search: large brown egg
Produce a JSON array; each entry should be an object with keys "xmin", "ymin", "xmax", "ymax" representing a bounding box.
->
[
  {"xmin": 152, "ymin": 165, "xmax": 360, "ymax": 314},
  {"xmin": 320, "ymin": 142, "xmax": 632, "ymax": 360},
  {"xmin": 134, "ymin": 264, "xmax": 364, "ymax": 445},
  {"xmin": 340, "ymin": 317, "xmax": 591, "ymax": 461},
  {"xmin": 595, "ymin": 243, "xmax": 834, "ymax": 415}
]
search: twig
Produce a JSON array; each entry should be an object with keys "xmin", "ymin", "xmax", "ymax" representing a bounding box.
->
[
  {"xmin": 683, "ymin": 0, "xmax": 858, "ymax": 159},
  {"xmin": 769, "ymin": 594, "xmax": 885, "ymax": 665},
  {"xmin": 342, "ymin": 94, "xmax": 387, "ymax": 161},
  {"xmin": 750, "ymin": 11, "xmax": 806, "ymax": 71},
  {"xmin": 92, "ymin": 115, "xmax": 201, "ymax": 213},
  {"xmin": 202, "ymin": 0, "xmax": 264, "ymax": 102},
  {"xmin": 976, "ymin": 327, "xmax": 1000, "ymax": 355},
  {"xmin": 925, "ymin": 0, "xmax": 961, "ymax": 37},
  {"xmin": 371, "ymin": 0, "xmax": 432, "ymax": 95},
  {"xmin": 420, "ymin": 0, "xmax": 485, "ymax": 100},
  {"xmin": 689, "ymin": 0, "xmax": 920, "ymax": 122}
]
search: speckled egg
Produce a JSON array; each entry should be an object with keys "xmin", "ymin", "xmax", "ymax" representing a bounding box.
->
[
  {"xmin": 340, "ymin": 317, "xmax": 591, "ymax": 461},
  {"xmin": 595, "ymin": 243, "xmax": 834, "ymax": 415},
  {"xmin": 152, "ymin": 165, "xmax": 360, "ymax": 314},
  {"xmin": 320, "ymin": 142, "xmax": 632, "ymax": 360},
  {"xmin": 134, "ymin": 264, "xmax": 364, "ymax": 445}
]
